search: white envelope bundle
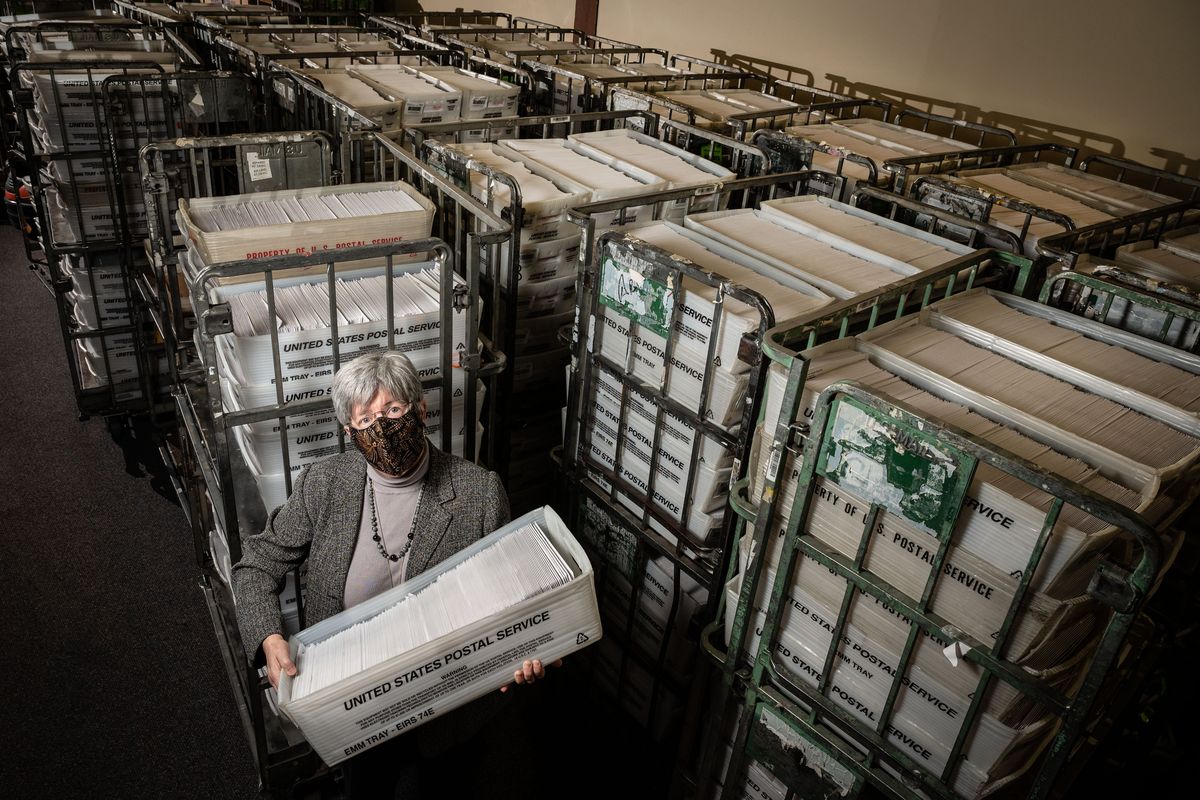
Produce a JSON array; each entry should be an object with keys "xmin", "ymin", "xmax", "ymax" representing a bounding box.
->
[
  {"xmin": 753, "ymin": 194, "xmax": 972, "ymax": 270},
  {"xmin": 687, "ymin": 205, "xmax": 930, "ymax": 300},
  {"xmin": 278, "ymin": 506, "xmax": 601, "ymax": 766},
  {"xmin": 219, "ymin": 267, "xmax": 467, "ymax": 386},
  {"xmin": 495, "ymin": 137, "xmax": 667, "ymax": 231},
  {"xmin": 594, "ymin": 222, "xmax": 829, "ymax": 425},
  {"xmin": 567, "ymin": 128, "xmax": 733, "ymax": 219},
  {"xmin": 178, "ymin": 181, "xmax": 435, "ymax": 265},
  {"xmin": 443, "ymin": 141, "xmax": 590, "ymax": 245},
  {"xmin": 1115, "ymin": 234, "xmax": 1200, "ymax": 287}
]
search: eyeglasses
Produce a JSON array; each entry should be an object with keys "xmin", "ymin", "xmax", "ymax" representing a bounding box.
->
[{"xmin": 351, "ymin": 403, "xmax": 410, "ymax": 430}]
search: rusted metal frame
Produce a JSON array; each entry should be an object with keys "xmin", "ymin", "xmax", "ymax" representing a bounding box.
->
[
  {"xmin": 366, "ymin": 11, "xmax": 514, "ymax": 37},
  {"xmin": 849, "ymin": 185, "xmax": 1025, "ymax": 255},
  {"xmin": 752, "ymin": 129, "xmax": 878, "ymax": 198},
  {"xmin": 1079, "ymin": 153, "xmax": 1200, "ymax": 202},
  {"xmin": 884, "ymin": 142, "xmax": 1080, "ymax": 187},
  {"xmin": 892, "ymin": 107, "xmax": 1016, "ymax": 149},
  {"xmin": 400, "ymin": 106, "xmax": 655, "ymax": 149},
  {"xmin": 11, "ymin": 57, "xmax": 167, "ymax": 412},
  {"xmin": 911, "ymin": 174, "xmax": 1076, "ymax": 247},
  {"xmin": 748, "ymin": 378, "xmax": 1162, "ymax": 798},
  {"xmin": 269, "ymin": 64, "xmax": 381, "ymax": 181},
  {"xmin": 1037, "ymin": 270, "xmax": 1200, "ymax": 351},
  {"xmin": 728, "ymin": 98, "xmax": 893, "ymax": 141},
  {"xmin": 413, "ymin": 136, "xmax": 522, "ymax": 470},
  {"xmin": 3, "ymin": 18, "xmax": 148, "ymax": 61},
  {"xmin": 766, "ymin": 80, "xmax": 853, "ymax": 107},
  {"xmin": 656, "ymin": 117, "xmax": 769, "ymax": 180},
  {"xmin": 104, "ymin": 71, "xmax": 245, "ymax": 390},
  {"xmin": 1035, "ymin": 200, "xmax": 1200, "ymax": 268},
  {"xmin": 670, "ymin": 52, "xmax": 732, "ymax": 74},
  {"xmin": 366, "ymin": 131, "xmax": 512, "ymax": 465}
]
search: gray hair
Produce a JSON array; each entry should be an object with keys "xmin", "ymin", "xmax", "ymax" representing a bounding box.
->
[{"xmin": 331, "ymin": 350, "xmax": 424, "ymax": 424}]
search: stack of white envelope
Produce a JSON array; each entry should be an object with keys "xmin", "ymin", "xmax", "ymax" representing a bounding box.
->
[
  {"xmin": 496, "ymin": 137, "xmax": 667, "ymax": 231},
  {"xmin": 178, "ymin": 181, "xmax": 435, "ymax": 268},
  {"xmin": 687, "ymin": 207, "xmax": 916, "ymax": 300},
  {"xmin": 278, "ymin": 505, "xmax": 601, "ymax": 765},
  {"xmin": 781, "ymin": 118, "xmax": 972, "ymax": 190},
  {"xmin": 567, "ymin": 128, "xmax": 733, "ymax": 221},
  {"xmin": 940, "ymin": 165, "xmax": 1175, "ymax": 258},
  {"xmin": 752, "ymin": 195, "xmax": 973, "ymax": 270},
  {"xmin": 348, "ymin": 65, "xmax": 462, "ymax": 127},
  {"xmin": 1115, "ymin": 228, "xmax": 1200, "ymax": 287}
]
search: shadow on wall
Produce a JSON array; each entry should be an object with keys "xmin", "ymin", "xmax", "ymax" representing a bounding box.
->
[
  {"xmin": 705, "ymin": 51, "xmax": 1198, "ymax": 179},
  {"xmin": 825, "ymin": 74, "xmax": 1125, "ymax": 157},
  {"xmin": 709, "ymin": 49, "xmax": 815, "ymax": 87}
]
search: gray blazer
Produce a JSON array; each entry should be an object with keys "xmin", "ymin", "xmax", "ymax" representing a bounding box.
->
[{"xmin": 233, "ymin": 446, "xmax": 511, "ymax": 665}]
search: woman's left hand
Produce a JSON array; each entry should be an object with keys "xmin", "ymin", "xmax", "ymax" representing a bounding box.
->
[{"xmin": 500, "ymin": 658, "xmax": 563, "ymax": 692}]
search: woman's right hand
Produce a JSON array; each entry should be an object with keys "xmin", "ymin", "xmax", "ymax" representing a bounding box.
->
[{"xmin": 263, "ymin": 633, "xmax": 297, "ymax": 690}]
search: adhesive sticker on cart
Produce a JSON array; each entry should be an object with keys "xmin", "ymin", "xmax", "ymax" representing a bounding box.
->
[
  {"xmin": 598, "ymin": 246, "xmax": 674, "ymax": 338},
  {"xmin": 817, "ymin": 396, "xmax": 966, "ymax": 533},
  {"xmin": 246, "ymin": 152, "xmax": 273, "ymax": 182}
]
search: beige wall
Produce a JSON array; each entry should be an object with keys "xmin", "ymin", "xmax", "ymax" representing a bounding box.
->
[{"xmin": 419, "ymin": 0, "xmax": 1200, "ymax": 175}]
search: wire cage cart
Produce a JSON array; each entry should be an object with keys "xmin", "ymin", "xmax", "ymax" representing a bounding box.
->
[
  {"xmin": 753, "ymin": 110, "xmax": 1017, "ymax": 201},
  {"xmin": 140, "ymin": 125, "xmax": 509, "ymax": 796},
  {"xmin": 111, "ymin": 1, "xmax": 187, "ymax": 29},
  {"xmin": 213, "ymin": 23, "xmax": 399, "ymax": 77},
  {"xmin": 366, "ymin": 9, "xmax": 515, "ymax": 40},
  {"xmin": 266, "ymin": 46, "xmax": 459, "ymax": 179},
  {"xmin": 700, "ymin": 266, "xmax": 1200, "ymax": 798},
  {"xmin": 518, "ymin": 46, "xmax": 679, "ymax": 117},
  {"xmin": 410, "ymin": 108, "xmax": 665, "ymax": 508},
  {"xmin": 1034, "ymin": 201, "xmax": 1200, "ymax": 352},
  {"xmin": 907, "ymin": 146, "xmax": 1200, "ymax": 260},
  {"xmin": 6, "ymin": 20, "xmax": 207, "ymax": 417},
  {"xmin": 558, "ymin": 180, "xmax": 1036, "ymax": 796},
  {"xmin": 173, "ymin": 1, "xmax": 371, "ymax": 62}
]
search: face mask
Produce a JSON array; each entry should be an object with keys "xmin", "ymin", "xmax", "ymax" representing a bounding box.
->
[{"xmin": 349, "ymin": 407, "xmax": 427, "ymax": 476}]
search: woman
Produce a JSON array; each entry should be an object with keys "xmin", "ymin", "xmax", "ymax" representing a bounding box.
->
[{"xmin": 232, "ymin": 350, "xmax": 550, "ymax": 794}]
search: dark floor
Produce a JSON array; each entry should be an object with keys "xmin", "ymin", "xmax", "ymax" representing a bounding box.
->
[{"xmin": 0, "ymin": 231, "xmax": 261, "ymax": 798}]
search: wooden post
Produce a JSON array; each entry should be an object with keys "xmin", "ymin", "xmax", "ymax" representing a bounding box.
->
[{"xmin": 574, "ymin": 0, "xmax": 600, "ymax": 36}]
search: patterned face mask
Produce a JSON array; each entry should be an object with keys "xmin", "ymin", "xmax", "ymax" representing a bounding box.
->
[{"xmin": 349, "ymin": 407, "xmax": 427, "ymax": 476}]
